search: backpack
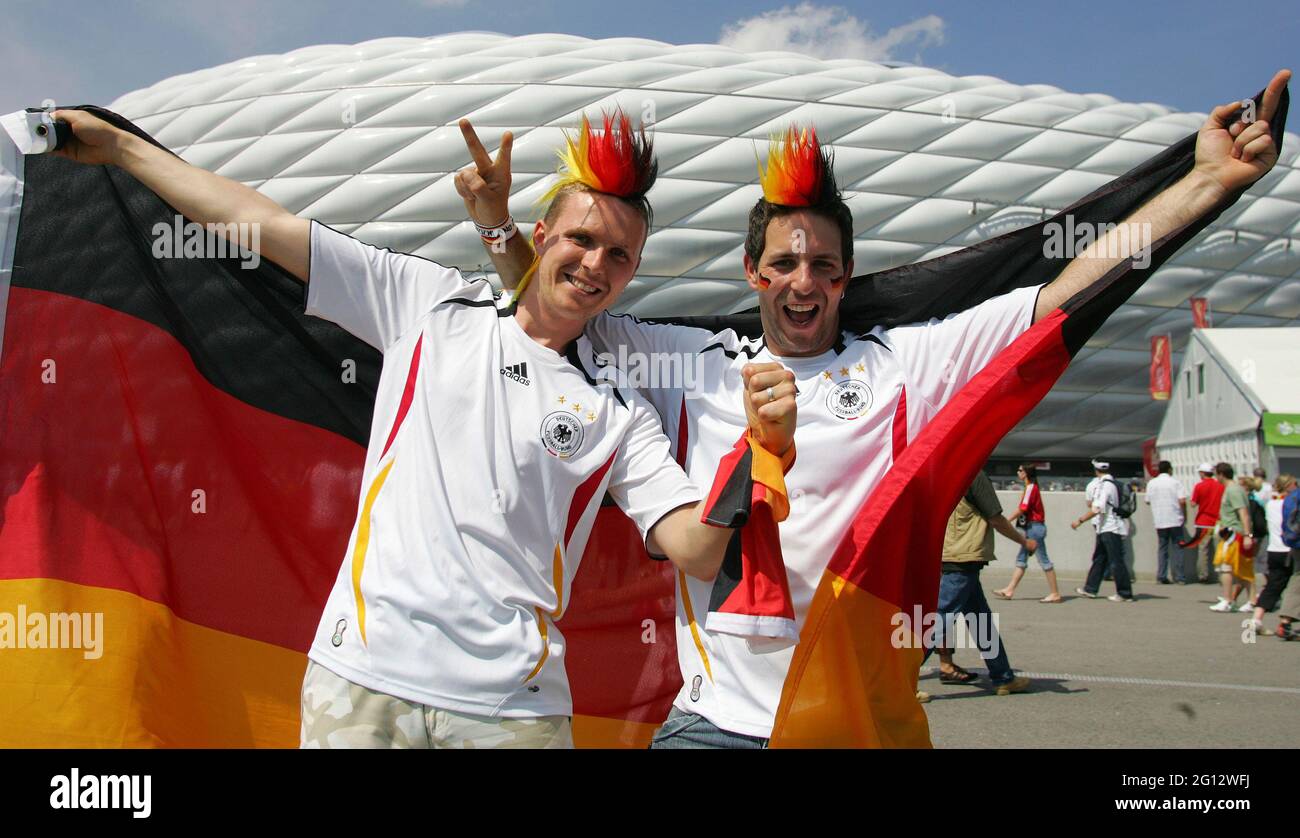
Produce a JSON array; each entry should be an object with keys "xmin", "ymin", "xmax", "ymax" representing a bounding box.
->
[
  {"xmin": 1111, "ymin": 480, "xmax": 1138, "ymax": 519},
  {"xmin": 1283, "ymin": 494, "xmax": 1300, "ymax": 549}
]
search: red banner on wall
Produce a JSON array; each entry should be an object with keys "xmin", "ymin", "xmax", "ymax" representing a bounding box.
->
[
  {"xmin": 1149, "ymin": 334, "xmax": 1172, "ymax": 400},
  {"xmin": 1142, "ymin": 438, "xmax": 1160, "ymax": 477},
  {"xmin": 1191, "ymin": 297, "xmax": 1211, "ymax": 328}
]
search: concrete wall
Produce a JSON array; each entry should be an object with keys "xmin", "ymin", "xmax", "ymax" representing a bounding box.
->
[{"xmin": 986, "ymin": 490, "xmax": 1192, "ymax": 582}]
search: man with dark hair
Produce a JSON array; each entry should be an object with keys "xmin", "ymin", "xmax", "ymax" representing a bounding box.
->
[
  {"xmin": 1210, "ymin": 462, "xmax": 1256, "ymax": 611},
  {"xmin": 923, "ymin": 471, "xmax": 1034, "ymax": 699},
  {"xmin": 1189, "ymin": 462, "xmax": 1227, "ymax": 582},
  {"xmin": 462, "ymin": 70, "xmax": 1288, "ymax": 746},
  {"xmin": 1145, "ymin": 460, "xmax": 1189, "ymax": 584},
  {"xmin": 1072, "ymin": 460, "xmax": 1136, "ymax": 602}
]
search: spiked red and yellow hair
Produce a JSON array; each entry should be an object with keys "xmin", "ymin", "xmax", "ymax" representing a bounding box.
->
[
  {"xmin": 514, "ymin": 111, "xmax": 657, "ymax": 302},
  {"xmin": 757, "ymin": 125, "xmax": 829, "ymax": 207},
  {"xmin": 540, "ymin": 111, "xmax": 657, "ymax": 205}
]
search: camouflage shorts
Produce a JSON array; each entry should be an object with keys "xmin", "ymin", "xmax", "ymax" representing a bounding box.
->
[{"xmin": 299, "ymin": 661, "xmax": 573, "ymax": 749}]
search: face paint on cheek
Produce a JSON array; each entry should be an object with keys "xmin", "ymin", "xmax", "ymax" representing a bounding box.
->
[{"xmin": 757, "ymin": 271, "xmax": 774, "ymax": 289}]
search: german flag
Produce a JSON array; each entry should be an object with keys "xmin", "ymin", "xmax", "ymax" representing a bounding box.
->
[
  {"xmin": 0, "ymin": 107, "xmax": 682, "ymax": 747},
  {"xmin": 700, "ymin": 430, "xmax": 796, "ymax": 644},
  {"xmin": 764, "ymin": 88, "xmax": 1289, "ymax": 748},
  {"xmin": 0, "ymin": 85, "xmax": 1286, "ymax": 748}
]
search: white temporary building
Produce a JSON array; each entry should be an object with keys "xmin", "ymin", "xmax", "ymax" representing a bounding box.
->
[{"xmin": 1156, "ymin": 327, "xmax": 1300, "ymax": 487}]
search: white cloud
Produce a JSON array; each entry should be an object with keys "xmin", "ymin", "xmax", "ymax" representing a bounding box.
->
[{"xmin": 719, "ymin": 3, "xmax": 945, "ymax": 62}]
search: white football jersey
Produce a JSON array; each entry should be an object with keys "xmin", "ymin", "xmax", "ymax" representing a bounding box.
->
[
  {"xmin": 304, "ymin": 222, "xmax": 700, "ymax": 718},
  {"xmin": 586, "ymin": 284, "xmax": 1040, "ymax": 737}
]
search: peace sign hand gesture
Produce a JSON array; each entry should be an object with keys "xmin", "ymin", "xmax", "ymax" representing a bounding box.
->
[
  {"xmin": 1194, "ymin": 69, "xmax": 1291, "ymax": 198},
  {"xmin": 454, "ymin": 119, "xmax": 514, "ymax": 228}
]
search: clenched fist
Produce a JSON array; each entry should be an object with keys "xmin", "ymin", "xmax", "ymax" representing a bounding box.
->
[{"xmin": 741, "ymin": 362, "xmax": 797, "ymax": 458}]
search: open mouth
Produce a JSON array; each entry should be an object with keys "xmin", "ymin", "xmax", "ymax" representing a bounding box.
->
[
  {"xmin": 783, "ymin": 302, "xmax": 819, "ymax": 327},
  {"xmin": 563, "ymin": 273, "xmax": 602, "ymax": 296}
]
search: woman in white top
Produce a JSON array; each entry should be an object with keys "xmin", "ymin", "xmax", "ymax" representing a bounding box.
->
[{"xmin": 1250, "ymin": 474, "xmax": 1296, "ymax": 634}]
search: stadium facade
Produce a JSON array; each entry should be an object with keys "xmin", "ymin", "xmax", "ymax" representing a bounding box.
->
[{"xmin": 108, "ymin": 33, "xmax": 1300, "ymax": 469}]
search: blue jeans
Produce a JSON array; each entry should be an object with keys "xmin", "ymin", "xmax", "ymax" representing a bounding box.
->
[
  {"xmin": 1015, "ymin": 521, "xmax": 1052, "ymax": 570},
  {"xmin": 922, "ymin": 567, "xmax": 1015, "ymax": 685},
  {"xmin": 1156, "ymin": 526, "xmax": 1186, "ymax": 582},
  {"xmin": 649, "ymin": 708, "xmax": 767, "ymax": 749}
]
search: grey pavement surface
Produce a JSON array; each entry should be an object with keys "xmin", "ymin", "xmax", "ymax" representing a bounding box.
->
[{"xmin": 921, "ymin": 571, "xmax": 1300, "ymax": 748}]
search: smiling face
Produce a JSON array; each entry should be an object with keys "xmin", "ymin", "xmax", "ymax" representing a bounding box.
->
[
  {"xmin": 744, "ymin": 209, "xmax": 852, "ymax": 357},
  {"xmin": 530, "ymin": 188, "xmax": 647, "ymax": 326}
]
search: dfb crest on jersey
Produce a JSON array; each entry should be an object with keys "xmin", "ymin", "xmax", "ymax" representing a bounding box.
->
[
  {"xmin": 540, "ymin": 411, "xmax": 585, "ymax": 458},
  {"xmin": 826, "ymin": 380, "xmax": 873, "ymax": 420}
]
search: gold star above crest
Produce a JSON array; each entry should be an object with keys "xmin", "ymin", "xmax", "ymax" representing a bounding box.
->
[
  {"xmin": 839, "ymin": 367, "xmax": 850, "ymax": 377},
  {"xmin": 557, "ymin": 395, "xmax": 566, "ymax": 404},
  {"xmin": 855, "ymin": 363, "xmax": 865, "ymax": 373},
  {"xmin": 587, "ymin": 412, "xmax": 596, "ymax": 422},
  {"xmin": 572, "ymin": 403, "xmax": 582, "ymax": 413},
  {"xmin": 822, "ymin": 370, "xmax": 833, "ymax": 381}
]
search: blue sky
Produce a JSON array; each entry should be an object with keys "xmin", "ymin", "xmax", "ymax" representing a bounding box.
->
[{"xmin": 1, "ymin": 0, "xmax": 1294, "ymax": 116}]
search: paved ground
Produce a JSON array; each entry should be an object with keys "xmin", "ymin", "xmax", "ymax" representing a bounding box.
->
[{"xmin": 920, "ymin": 572, "xmax": 1300, "ymax": 748}]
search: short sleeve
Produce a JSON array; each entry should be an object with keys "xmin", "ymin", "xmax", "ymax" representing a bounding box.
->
[
  {"xmin": 1092, "ymin": 482, "xmax": 1116, "ymax": 514},
  {"xmin": 604, "ymin": 390, "xmax": 703, "ymax": 546},
  {"xmin": 305, "ymin": 220, "xmax": 469, "ymax": 351},
  {"xmin": 1019, "ymin": 484, "xmax": 1035, "ymax": 513},
  {"xmin": 887, "ymin": 284, "xmax": 1042, "ymax": 410},
  {"xmin": 964, "ymin": 473, "xmax": 1003, "ymax": 519}
]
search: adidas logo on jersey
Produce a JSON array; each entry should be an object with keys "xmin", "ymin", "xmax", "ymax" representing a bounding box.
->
[{"xmin": 500, "ymin": 362, "xmax": 531, "ymax": 386}]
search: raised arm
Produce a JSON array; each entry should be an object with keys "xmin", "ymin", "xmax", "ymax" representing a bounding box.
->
[
  {"xmin": 1033, "ymin": 69, "xmax": 1291, "ymax": 323},
  {"xmin": 454, "ymin": 119, "xmax": 534, "ymax": 290},
  {"xmin": 52, "ymin": 109, "xmax": 310, "ymax": 282}
]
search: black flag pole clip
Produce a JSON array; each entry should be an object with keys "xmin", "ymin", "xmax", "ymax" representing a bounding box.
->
[{"xmin": 0, "ymin": 108, "xmax": 70, "ymax": 155}]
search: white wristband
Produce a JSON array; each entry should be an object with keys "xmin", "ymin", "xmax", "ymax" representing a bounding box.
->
[{"xmin": 476, "ymin": 216, "xmax": 517, "ymax": 243}]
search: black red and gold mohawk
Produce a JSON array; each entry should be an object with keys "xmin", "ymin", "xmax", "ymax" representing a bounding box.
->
[
  {"xmin": 513, "ymin": 110, "xmax": 658, "ymax": 301},
  {"xmin": 541, "ymin": 110, "xmax": 658, "ymax": 205},
  {"xmin": 756, "ymin": 124, "xmax": 840, "ymax": 208}
]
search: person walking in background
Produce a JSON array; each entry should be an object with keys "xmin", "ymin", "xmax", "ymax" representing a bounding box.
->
[
  {"xmin": 1251, "ymin": 475, "xmax": 1297, "ymax": 634},
  {"xmin": 1187, "ymin": 463, "xmax": 1226, "ymax": 583},
  {"xmin": 1209, "ymin": 463, "xmax": 1257, "ymax": 612},
  {"xmin": 1083, "ymin": 468, "xmax": 1115, "ymax": 583},
  {"xmin": 1072, "ymin": 459, "xmax": 1135, "ymax": 602},
  {"xmin": 921, "ymin": 471, "xmax": 1034, "ymax": 700},
  {"xmin": 1145, "ymin": 460, "xmax": 1189, "ymax": 584},
  {"xmin": 993, "ymin": 465, "xmax": 1062, "ymax": 602}
]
